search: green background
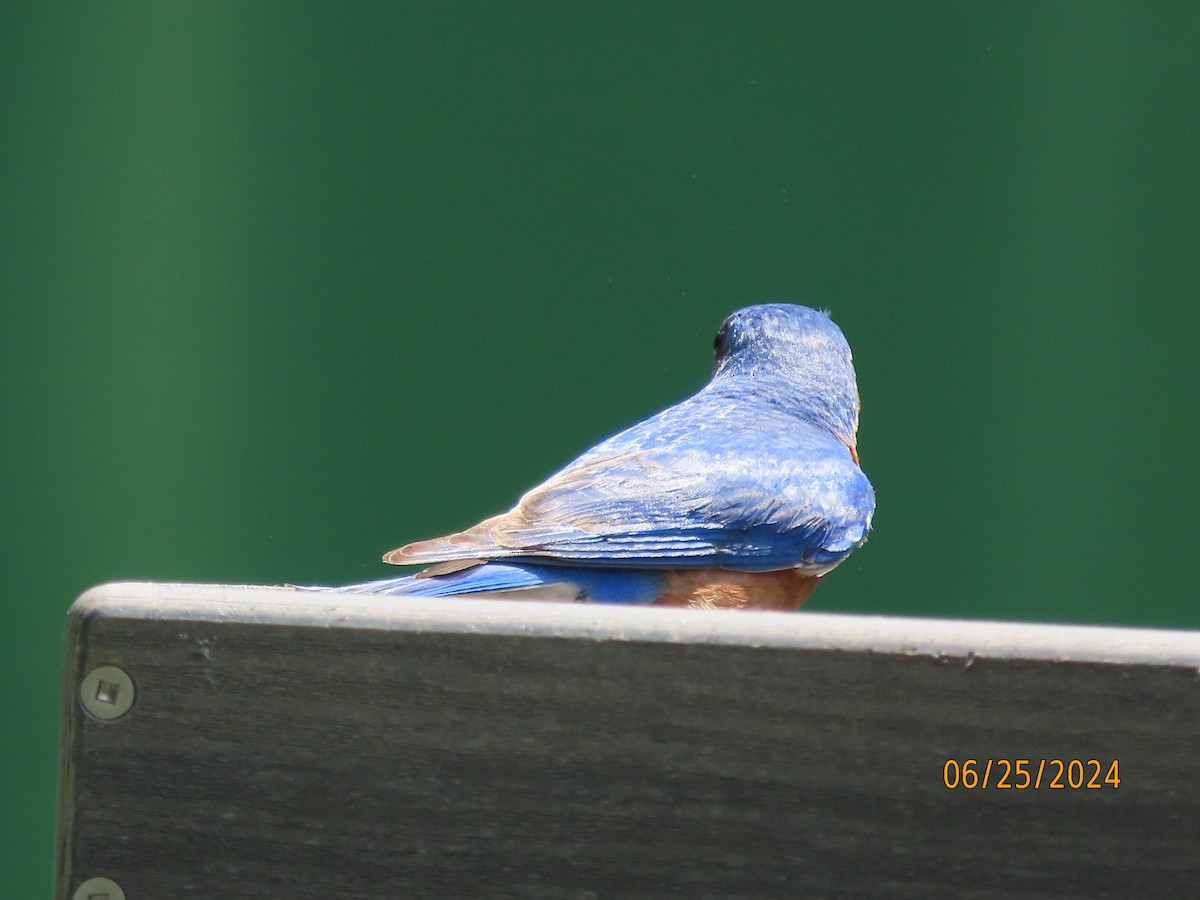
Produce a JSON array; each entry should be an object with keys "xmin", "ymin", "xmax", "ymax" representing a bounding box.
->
[{"xmin": 4, "ymin": 2, "xmax": 1199, "ymax": 893}]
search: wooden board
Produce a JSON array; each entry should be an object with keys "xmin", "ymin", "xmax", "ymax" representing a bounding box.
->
[{"xmin": 58, "ymin": 582, "xmax": 1200, "ymax": 899}]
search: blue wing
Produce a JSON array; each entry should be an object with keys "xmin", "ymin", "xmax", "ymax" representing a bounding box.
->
[{"xmin": 387, "ymin": 393, "xmax": 874, "ymax": 574}]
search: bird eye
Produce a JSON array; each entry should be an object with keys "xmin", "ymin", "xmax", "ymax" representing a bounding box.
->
[{"xmin": 713, "ymin": 322, "xmax": 730, "ymax": 359}]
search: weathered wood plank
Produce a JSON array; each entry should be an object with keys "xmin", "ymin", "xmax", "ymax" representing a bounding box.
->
[{"xmin": 58, "ymin": 582, "xmax": 1200, "ymax": 899}]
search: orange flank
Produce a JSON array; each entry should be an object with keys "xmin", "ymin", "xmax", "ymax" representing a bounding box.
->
[{"xmin": 655, "ymin": 568, "xmax": 821, "ymax": 611}]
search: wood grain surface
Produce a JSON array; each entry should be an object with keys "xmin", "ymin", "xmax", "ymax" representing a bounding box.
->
[{"xmin": 57, "ymin": 583, "xmax": 1200, "ymax": 899}]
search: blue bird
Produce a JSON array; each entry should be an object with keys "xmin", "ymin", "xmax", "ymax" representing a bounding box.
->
[{"xmin": 334, "ymin": 304, "xmax": 874, "ymax": 610}]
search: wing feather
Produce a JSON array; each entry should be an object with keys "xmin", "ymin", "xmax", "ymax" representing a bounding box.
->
[{"xmin": 385, "ymin": 418, "xmax": 872, "ymax": 572}]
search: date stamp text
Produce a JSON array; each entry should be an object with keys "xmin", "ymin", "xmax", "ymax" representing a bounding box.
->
[{"xmin": 943, "ymin": 758, "xmax": 1120, "ymax": 789}]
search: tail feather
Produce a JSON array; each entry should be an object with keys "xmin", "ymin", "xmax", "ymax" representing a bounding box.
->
[{"xmin": 306, "ymin": 561, "xmax": 663, "ymax": 603}]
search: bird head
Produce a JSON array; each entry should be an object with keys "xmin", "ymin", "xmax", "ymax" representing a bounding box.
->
[{"xmin": 712, "ymin": 303, "xmax": 862, "ymax": 461}]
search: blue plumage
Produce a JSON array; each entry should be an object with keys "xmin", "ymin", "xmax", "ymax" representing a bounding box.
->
[
  {"xmin": 322, "ymin": 563, "xmax": 663, "ymax": 604},
  {"xmin": 328, "ymin": 303, "xmax": 875, "ymax": 608}
]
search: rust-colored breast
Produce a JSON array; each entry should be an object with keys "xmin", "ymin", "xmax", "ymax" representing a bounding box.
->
[{"xmin": 654, "ymin": 568, "xmax": 821, "ymax": 611}]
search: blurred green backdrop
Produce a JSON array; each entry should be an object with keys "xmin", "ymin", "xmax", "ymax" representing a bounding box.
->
[{"xmin": 4, "ymin": 2, "xmax": 1199, "ymax": 893}]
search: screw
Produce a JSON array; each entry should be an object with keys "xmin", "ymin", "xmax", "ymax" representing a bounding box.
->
[
  {"xmin": 79, "ymin": 666, "xmax": 135, "ymax": 721},
  {"xmin": 72, "ymin": 876, "xmax": 126, "ymax": 900}
]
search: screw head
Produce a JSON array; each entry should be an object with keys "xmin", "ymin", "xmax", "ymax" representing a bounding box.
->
[
  {"xmin": 79, "ymin": 665, "xmax": 136, "ymax": 721},
  {"xmin": 72, "ymin": 876, "xmax": 127, "ymax": 900}
]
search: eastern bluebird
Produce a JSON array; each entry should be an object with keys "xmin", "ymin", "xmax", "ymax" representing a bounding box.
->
[{"xmin": 332, "ymin": 303, "xmax": 874, "ymax": 610}]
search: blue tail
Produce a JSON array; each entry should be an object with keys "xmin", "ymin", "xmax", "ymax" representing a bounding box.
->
[{"xmin": 308, "ymin": 561, "xmax": 664, "ymax": 604}]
